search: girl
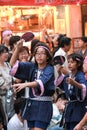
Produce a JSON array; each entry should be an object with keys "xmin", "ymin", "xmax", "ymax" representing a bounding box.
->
[
  {"xmin": 10, "ymin": 39, "xmax": 55, "ymax": 130},
  {"xmin": 0, "ymin": 45, "xmax": 15, "ymax": 130},
  {"xmin": 55, "ymin": 53, "xmax": 87, "ymax": 130}
]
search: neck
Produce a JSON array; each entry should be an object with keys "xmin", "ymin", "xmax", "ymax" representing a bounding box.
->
[
  {"xmin": 71, "ymin": 70, "xmax": 77, "ymax": 76},
  {"xmin": 62, "ymin": 47, "xmax": 67, "ymax": 53},
  {"xmin": 82, "ymin": 47, "xmax": 86, "ymax": 53},
  {"xmin": 38, "ymin": 63, "xmax": 47, "ymax": 69},
  {"xmin": 17, "ymin": 114, "xmax": 24, "ymax": 124},
  {"xmin": 4, "ymin": 43, "xmax": 10, "ymax": 48},
  {"xmin": 0, "ymin": 62, "xmax": 5, "ymax": 66}
]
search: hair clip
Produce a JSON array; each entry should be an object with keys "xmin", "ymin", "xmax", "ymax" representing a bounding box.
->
[{"xmin": 76, "ymin": 58, "xmax": 80, "ymax": 61}]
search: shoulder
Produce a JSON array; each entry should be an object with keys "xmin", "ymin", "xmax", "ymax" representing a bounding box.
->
[
  {"xmin": 8, "ymin": 114, "xmax": 18, "ymax": 123},
  {"xmin": 7, "ymin": 114, "xmax": 22, "ymax": 129},
  {"xmin": 76, "ymin": 71, "xmax": 84, "ymax": 77},
  {"xmin": 54, "ymin": 48, "xmax": 65, "ymax": 57},
  {"xmin": 18, "ymin": 61, "xmax": 35, "ymax": 69},
  {"xmin": 44, "ymin": 65, "xmax": 54, "ymax": 72},
  {"xmin": 76, "ymin": 71, "xmax": 86, "ymax": 82}
]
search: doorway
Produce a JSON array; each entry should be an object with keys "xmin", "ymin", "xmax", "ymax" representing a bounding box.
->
[{"xmin": 81, "ymin": 4, "xmax": 87, "ymax": 36}]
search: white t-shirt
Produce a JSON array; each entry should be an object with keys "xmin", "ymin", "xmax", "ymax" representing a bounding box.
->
[
  {"xmin": 7, "ymin": 114, "xmax": 28, "ymax": 130},
  {"xmin": 51, "ymin": 104, "xmax": 62, "ymax": 124},
  {"xmin": 54, "ymin": 48, "xmax": 68, "ymax": 78}
]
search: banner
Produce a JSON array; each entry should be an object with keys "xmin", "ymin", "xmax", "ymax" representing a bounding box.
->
[{"xmin": 0, "ymin": 0, "xmax": 87, "ymax": 6}]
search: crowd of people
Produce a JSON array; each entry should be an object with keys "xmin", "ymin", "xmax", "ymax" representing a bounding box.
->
[{"xmin": 0, "ymin": 28, "xmax": 87, "ymax": 130}]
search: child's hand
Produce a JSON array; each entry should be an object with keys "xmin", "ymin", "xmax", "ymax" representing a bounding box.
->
[
  {"xmin": 66, "ymin": 77, "xmax": 74, "ymax": 85},
  {"xmin": 57, "ymin": 65, "xmax": 68, "ymax": 75},
  {"xmin": 12, "ymin": 83, "xmax": 26, "ymax": 93}
]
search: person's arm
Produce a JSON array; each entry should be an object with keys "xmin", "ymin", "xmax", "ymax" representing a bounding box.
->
[
  {"xmin": 45, "ymin": 30, "xmax": 53, "ymax": 44},
  {"xmin": 74, "ymin": 112, "xmax": 87, "ymax": 130},
  {"xmin": 10, "ymin": 39, "xmax": 24, "ymax": 67},
  {"xmin": 13, "ymin": 80, "xmax": 44, "ymax": 97},
  {"xmin": 66, "ymin": 77, "xmax": 83, "ymax": 89},
  {"xmin": 40, "ymin": 28, "xmax": 53, "ymax": 44},
  {"xmin": 57, "ymin": 64, "xmax": 69, "ymax": 75},
  {"xmin": 13, "ymin": 81, "xmax": 38, "ymax": 92}
]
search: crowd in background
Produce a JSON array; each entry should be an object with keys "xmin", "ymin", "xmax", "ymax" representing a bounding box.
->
[{"xmin": 0, "ymin": 28, "xmax": 87, "ymax": 130}]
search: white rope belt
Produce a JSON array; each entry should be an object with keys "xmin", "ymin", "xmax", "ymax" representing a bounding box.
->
[{"xmin": 30, "ymin": 96, "xmax": 52, "ymax": 101}]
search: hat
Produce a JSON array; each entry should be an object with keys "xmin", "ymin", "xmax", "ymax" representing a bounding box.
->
[
  {"xmin": 21, "ymin": 32, "xmax": 34, "ymax": 42},
  {"xmin": 53, "ymin": 55, "xmax": 65, "ymax": 65},
  {"xmin": 9, "ymin": 36, "xmax": 21, "ymax": 46},
  {"xmin": 81, "ymin": 36, "xmax": 87, "ymax": 43},
  {"xmin": 2, "ymin": 29, "xmax": 12, "ymax": 37}
]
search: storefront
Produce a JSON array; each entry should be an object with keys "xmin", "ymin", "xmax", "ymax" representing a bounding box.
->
[{"xmin": 0, "ymin": 0, "xmax": 87, "ymax": 43}]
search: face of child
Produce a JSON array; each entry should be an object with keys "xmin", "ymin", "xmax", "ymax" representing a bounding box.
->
[
  {"xmin": 57, "ymin": 98, "xmax": 67, "ymax": 112},
  {"xmin": 68, "ymin": 58, "xmax": 78, "ymax": 72},
  {"xmin": 18, "ymin": 50, "xmax": 29, "ymax": 62},
  {"xmin": 35, "ymin": 47, "xmax": 48, "ymax": 66}
]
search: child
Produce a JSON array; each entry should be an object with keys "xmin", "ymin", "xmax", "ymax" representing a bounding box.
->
[
  {"xmin": 10, "ymin": 39, "xmax": 55, "ymax": 130},
  {"xmin": 7, "ymin": 98, "xmax": 28, "ymax": 130},
  {"xmin": 47, "ymin": 91, "xmax": 67, "ymax": 130},
  {"xmin": 55, "ymin": 53, "xmax": 87, "ymax": 130}
]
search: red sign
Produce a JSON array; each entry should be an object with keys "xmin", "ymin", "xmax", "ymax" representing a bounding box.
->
[{"xmin": 0, "ymin": 0, "xmax": 87, "ymax": 6}]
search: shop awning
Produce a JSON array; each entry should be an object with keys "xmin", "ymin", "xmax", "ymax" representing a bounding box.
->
[{"xmin": 0, "ymin": 0, "xmax": 87, "ymax": 6}]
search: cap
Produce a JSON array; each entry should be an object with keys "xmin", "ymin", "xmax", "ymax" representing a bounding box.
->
[{"xmin": 21, "ymin": 32, "xmax": 34, "ymax": 42}]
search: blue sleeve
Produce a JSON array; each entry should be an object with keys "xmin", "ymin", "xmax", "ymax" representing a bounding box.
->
[
  {"xmin": 76, "ymin": 72, "xmax": 87, "ymax": 87},
  {"xmin": 39, "ymin": 65, "xmax": 54, "ymax": 87},
  {"xmin": 14, "ymin": 62, "xmax": 35, "ymax": 81}
]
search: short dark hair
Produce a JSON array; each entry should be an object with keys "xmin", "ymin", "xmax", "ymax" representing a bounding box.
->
[
  {"xmin": 81, "ymin": 36, "xmax": 87, "ymax": 43},
  {"xmin": 59, "ymin": 36, "xmax": 71, "ymax": 48},
  {"xmin": 9, "ymin": 36, "xmax": 21, "ymax": 50},
  {"xmin": 19, "ymin": 46, "xmax": 29, "ymax": 55},
  {"xmin": 57, "ymin": 34, "xmax": 66, "ymax": 47},
  {"xmin": 0, "ymin": 45, "xmax": 8, "ymax": 55},
  {"xmin": 14, "ymin": 98, "xmax": 25, "ymax": 114}
]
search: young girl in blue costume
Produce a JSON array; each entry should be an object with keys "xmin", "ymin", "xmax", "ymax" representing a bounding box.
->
[
  {"xmin": 10, "ymin": 39, "xmax": 55, "ymax": 130},
  {"xmin": 55, "ymin": 53, "xmax": 87, "ymax": 130}
]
